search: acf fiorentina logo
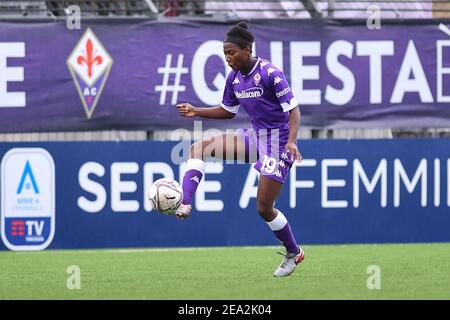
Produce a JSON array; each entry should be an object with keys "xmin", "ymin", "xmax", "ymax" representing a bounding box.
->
[
  {"xmin": 253, "ymin": 73, "xmax": 261, "ymax": 86},
  {"xmin": 67, "ymin": 28, "xmax": 113, "ymax": 119}
]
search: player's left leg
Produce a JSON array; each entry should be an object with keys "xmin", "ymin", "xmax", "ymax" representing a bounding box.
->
[{"xmin": 256, "ymin": 176, "xmax": 304, "ymax": 277}]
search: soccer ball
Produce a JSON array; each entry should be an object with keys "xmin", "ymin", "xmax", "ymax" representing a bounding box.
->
[{"xmin": 148, "ymin": 178, "xmax": 183, "ymax": 214}]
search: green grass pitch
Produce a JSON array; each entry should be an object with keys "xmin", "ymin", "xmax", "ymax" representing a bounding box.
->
[{"xmin": 0, "ymin": 243, "xmax": 448, "ymax": 299}]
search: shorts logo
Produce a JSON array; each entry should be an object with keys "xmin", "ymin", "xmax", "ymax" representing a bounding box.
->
[
  {"xmin": 1, "ymin": 148, "xmax": 55, "ymax": 251},
  {"xmin": 67, "ymin": 28, "xmax": 113, "ymax": 119}
]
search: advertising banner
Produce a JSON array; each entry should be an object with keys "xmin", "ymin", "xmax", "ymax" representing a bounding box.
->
[
  {"xmin": 1, "ymin": 20, "xmax": 450, "ymax": 131},
  {"xmin": 1, "ymin": 139, "xmax": 449, "ymax": 250}
]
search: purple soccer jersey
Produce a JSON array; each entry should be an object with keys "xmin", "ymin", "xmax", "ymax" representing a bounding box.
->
[
  {"xmin": 221, "ymin": 57, "xmax": 299, "ymax": 184},
  {"xmin": 221, "ymin": 57, "xmax": 298, "ymax": 130}
]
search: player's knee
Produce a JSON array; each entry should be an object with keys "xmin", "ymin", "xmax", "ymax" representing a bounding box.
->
[
  {"xmin": 189, "ymin": 138, "xmax": 214, "ymax": 160},
  {"xmin": 189, "ymin": 142, "xmax": 203, "ymax": 160},
  {"xmin": 256, "ymin": 200, "xmax": 273, "ymax": 216}
]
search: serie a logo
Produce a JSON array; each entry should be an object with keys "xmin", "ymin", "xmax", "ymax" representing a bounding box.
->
[
  {"xmin": 1, "ymin": 148, "xmax": 55, "ymax": 251},
  {"xmin": 67, "ymin": 28, "xmax": 113, "ymax": 119}
]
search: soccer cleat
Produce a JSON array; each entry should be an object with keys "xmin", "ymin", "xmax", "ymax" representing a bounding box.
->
[
  {"xmin": 273, "ymin": 247, "xmax": 305, "ymax": 277},
  {"xmin": 175, "ymin": 203, "xmax": 192, "ymax": 219}
]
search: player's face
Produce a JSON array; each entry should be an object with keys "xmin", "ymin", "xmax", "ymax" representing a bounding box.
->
[{"xmin": 223, "ymin": 42, "xmax": 250, "ymax": 72}]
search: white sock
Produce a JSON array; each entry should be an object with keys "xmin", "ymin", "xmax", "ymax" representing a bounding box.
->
[
  {"xmin": 185, "ymin": 158, "xmax": 206, "ymax": 173},
  {"xmin": 266, "ymin": 209, "xmax": 288, "ymax": 231}
]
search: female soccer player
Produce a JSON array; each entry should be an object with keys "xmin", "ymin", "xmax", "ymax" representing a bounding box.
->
[{"xmin": 176, "ymin": 22, "xmax": 304, "ymax": 277}]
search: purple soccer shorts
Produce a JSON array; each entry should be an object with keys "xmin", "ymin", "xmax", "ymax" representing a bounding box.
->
[{"xmin": 236, "ymin": 127, "xmax": 295, "ymax": 184}]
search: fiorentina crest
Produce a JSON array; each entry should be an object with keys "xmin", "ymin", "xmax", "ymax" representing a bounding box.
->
[{"xmin": 67, "ymin": 28, "xmax": 113, "ymax": 119}]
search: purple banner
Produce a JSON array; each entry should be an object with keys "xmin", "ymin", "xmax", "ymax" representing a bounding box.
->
[{"xmin": 0, "ymin": 20, "xmax": 450, "ymax": 132}]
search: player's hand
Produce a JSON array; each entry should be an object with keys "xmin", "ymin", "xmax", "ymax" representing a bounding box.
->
[
  {"xmin": 285, "ymin": 141, "xmax": 303, "ymax": 162},
  {"xmin": 176, "ymin": 103, "xmax": 197, "ymax": 117}
]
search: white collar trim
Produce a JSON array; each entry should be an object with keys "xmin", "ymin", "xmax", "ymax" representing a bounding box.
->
[{"xmin": 242, "ymin": 57, "xmax": 261, "ymax": 77}]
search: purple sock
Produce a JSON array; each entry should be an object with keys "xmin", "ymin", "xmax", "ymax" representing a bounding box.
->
[
  {"xmin": 181, "ymin": 159, "xmax": 205, "ymax": 205},
  {"xmin": 267, "ymin": 210, "xmax": 299, "ymax": 254},
  {"xmin": 182, "ymin": 169, "xmax": 203, "ymax": 205},
  {"xmin": 274, "ymin": 223, "xmax": 299, "ymax": 254}
]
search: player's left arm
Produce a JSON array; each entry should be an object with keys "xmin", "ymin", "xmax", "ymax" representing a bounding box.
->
[{"xmin": 286, "ymin": 106, "xmax": 302, "ymax": 162}]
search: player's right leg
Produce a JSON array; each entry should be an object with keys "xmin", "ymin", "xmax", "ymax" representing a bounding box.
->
[
  {"xmin": 176, "ymin": 133, "xmax": 248, "ymax": 219},
  {"xmin": 256, "ymin": 175, "xmax": 304, "ymax": 277}
]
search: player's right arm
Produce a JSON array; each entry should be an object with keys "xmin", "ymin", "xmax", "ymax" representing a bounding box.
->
[
  {"xmin": 177, "ymin": 71, "xmax": 239, "ymax": 119},
  {"xmin": 176, "ymin": 103, "xmax": 235, "ymax": 119},
  {"xmin": 178, "ymin": 70, "xmax": 242, "ymax": 120}
]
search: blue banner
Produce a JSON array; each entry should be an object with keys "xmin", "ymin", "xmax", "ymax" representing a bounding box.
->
[
  {"xmin": 1, "ymin": 139, "xmax": 449, "ymax": 251},
  {"xmin": 1, "ymin": 20, "xmax": 450, "ymax": 131}
]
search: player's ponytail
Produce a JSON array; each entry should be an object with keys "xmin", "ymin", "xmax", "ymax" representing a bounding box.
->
[{"xmin": 237, "ymin": 22, "xmax": 249, "ymax": 29}]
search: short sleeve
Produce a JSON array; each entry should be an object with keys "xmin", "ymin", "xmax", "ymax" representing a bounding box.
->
[
  {"xmin": 220, "ymin": 72, "xmax": 240, "ymax": 114},
  {"xmin": 269, "ymin": 68, "xmax": 298, "ymax": 112}
]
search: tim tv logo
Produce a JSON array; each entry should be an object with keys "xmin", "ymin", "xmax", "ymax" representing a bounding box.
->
[{"xmin": 1, "ymin": 148, "xmax": 55, "ymax": 251}]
